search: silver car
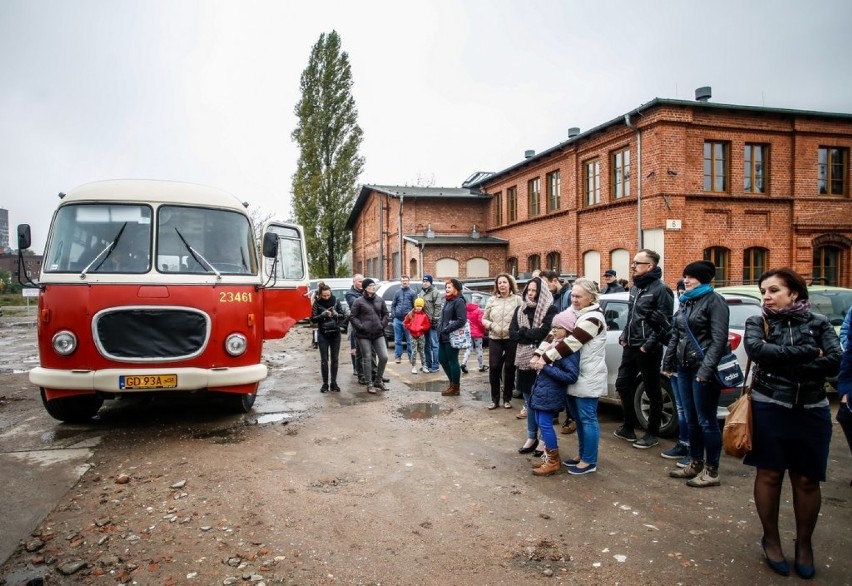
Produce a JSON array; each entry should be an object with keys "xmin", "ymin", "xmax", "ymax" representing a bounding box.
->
[{"xmin": 599, "ymin": 292, "xmax": 761, "ymax": 436}]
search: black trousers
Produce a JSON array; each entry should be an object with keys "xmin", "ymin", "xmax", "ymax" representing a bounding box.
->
[
  {"xmin": 317, "ymin": 331, "xmax": 341, "ymax": 385},
  {"xmin": 488, "ymin": 338, "xmax": 517, "ymax": 404},
  {"xmin": 615, "ymin": 345, "xmax": 664, "ymax": 435}
]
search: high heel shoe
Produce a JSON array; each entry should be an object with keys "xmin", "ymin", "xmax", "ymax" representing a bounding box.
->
[
  {"xmin": 794, "ymin": 540, "xmax": 815, "ymax": 580},
  {"xmin": 761, "ymin": 536, "xmax": 790, "ymax": 577}
]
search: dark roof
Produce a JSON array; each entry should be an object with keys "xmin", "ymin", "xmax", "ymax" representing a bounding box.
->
[
  {"xmin": 346, "ymin": 184, "xmax": 489, "ymax": 229},
  {"xmin": 467, "ymin": 98, "xmax": 852, "ymax": 188},
  {"xmin": 403, "ymin": 235, "xmax": 508, "ymax": 246}
]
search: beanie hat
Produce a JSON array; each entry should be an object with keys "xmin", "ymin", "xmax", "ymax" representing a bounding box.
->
[
  {"xmin": 361, "ymin": 278, "xmax": 376, "ymax": 289},
  {"xmin": 552, "ymin": 308, "xmax": 578, "ymax": 332},
  {"xmin": 448, "ymin": 278, "xmax": 463, "ymax": 293},
  {"xmin": 683, "ymin": 261, "xmax": 716, "ymax": 284},
  {"xmin": 422, "ymin": 274, "xmax": 433, "ymax": 284},
  {"xmin": 414, "ymin": 298, "xmax": 425, "ymax": 308}
]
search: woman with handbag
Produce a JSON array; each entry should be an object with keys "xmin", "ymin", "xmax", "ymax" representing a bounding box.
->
[
  {"xmin": 510, "ymin": 277, "xmax": 556, "ymax": 454},
  {"xmin": 662, "ymin": 261, "xmax": 730, "ymax": 487},
  {"xmin": 310, "ymin": 282, "xmax": 348, "ymax": 393},
  {"xmin": 438, "ymin": 278, "xmax": 468, "ymax": 397},
  {"xmin": 743, "ymin": 268, "xmax": 841, "ymax": 579}
]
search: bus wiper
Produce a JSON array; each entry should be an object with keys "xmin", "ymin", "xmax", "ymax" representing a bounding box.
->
[
  {"xmin": 174, "ymin": 227, "xmax": 221, "ymax": 279},
  {"xmin": 81, "ymin": 222, "xmax": 127, "ymax": 278}
]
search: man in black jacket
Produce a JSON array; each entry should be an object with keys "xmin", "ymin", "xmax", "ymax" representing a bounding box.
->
[
  {"xmin": 345, "ymin": 275, "xmax": 386, "ymax": 386},
  {"xmin": 349, "ymin": 279, "xmax": 390, "ymax": 394},
  {"xmin": 614, "ymin": 249, "xmax": 674, "ymax": 449},
  {"xmin": 601, "ymin": 269, "xmax": 626, "ymax": 294}
]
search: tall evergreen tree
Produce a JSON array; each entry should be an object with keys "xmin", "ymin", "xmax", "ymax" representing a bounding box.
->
[{"xmin": 291, "ymin": 30, "xmax": 364, "ymax": 278}]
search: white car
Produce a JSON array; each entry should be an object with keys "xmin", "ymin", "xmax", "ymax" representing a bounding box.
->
[{"xmin": 599, "ymin": 292, "xmax": 761, "ymax": 436}]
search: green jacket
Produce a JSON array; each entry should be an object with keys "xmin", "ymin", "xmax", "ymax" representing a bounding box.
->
[{"xmin": 418, "ymin": 285, "xmax": 442, "ymax": 325}]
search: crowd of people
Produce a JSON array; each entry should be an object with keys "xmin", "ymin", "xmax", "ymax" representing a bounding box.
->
[{"xmin": 310, "ymin": 254, "xmax": 849, "ymax": 580}]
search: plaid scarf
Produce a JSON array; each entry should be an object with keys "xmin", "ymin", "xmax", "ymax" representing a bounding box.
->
[{"xmin": 514, "ymin": 285, "xmax": 554, "ymax": 368}]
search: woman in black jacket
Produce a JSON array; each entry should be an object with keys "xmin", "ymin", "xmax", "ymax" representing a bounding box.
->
[
  {"xmin": 510, "ymin": 277, "xmax": 556, "ymax": 454},
  {"xmin": 349, "ymin": 279, "xmax": 390, "ymax": 394},
  {"xmin": 662, "ymin": 261, "xmax": 729, "ymax": 487},
  {"xmin": 743, "ymin": 268, "xmax": 841, "ymax": 579},
  {"xmin": 438, "ymin": 278, "xmax": 468, "ymax": 396},
  {"xmin": 310, "ymin": 282, "xmax": 347, "ymax": 393}
]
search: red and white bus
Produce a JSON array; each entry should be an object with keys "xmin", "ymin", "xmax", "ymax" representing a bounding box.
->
[{"xmin": 17, "ymin": 179, "xmax": 311, "ymax": 422}]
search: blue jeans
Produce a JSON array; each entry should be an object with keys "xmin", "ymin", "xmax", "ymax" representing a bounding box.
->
[
  {"xmin": 424, "ymin": 328, "xmax": 440, "ymax": 370},
  {"xmin": 392, "ymin": 317, "xmax": 412, "ymax": 359},
  {"xmin": 566, "ymin": 395, "xmax": 600, "ymax": 466},
  {"xmin": 438, "ymin": 341, "xmax": 461, "ymax": 384},
  {"xmin": 669, "ymin": 374, "xmax": 690, "ymax": 447},
  {"xmin": 677, "ymin": 368, "xmax": 722, "ymax": 467},
  {"xmin": 534, "ymin": 409, "xmax": 558, "ymax": 450}
]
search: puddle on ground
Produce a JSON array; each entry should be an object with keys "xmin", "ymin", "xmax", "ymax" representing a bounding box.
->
[
  {"xmin": 254, "ymin": 413, "xmax": 290, "ymax": 424},
  {"xmin": 397, "ymin": 402, "xmax": 452, "ymax": 420},
  {"xmin": 191, "ymin": 427, "xmax": 245, "ymax": 444},
  {"xmin": 468, "ymin": 389, "xmax": 490, "ymax": 402},
  {"xmin": 408, "ymin": 380, "xmax": 452, "ymax": 393}
]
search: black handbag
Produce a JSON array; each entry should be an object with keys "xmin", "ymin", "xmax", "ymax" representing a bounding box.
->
[{"xmin": 683, "ymin": 307, "xmax": 745, "ymax": 388}]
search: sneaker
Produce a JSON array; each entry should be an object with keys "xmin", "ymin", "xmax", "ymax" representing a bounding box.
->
[
  {"xmin": 330, "ymin": 383, "xmax": 341, "ymax": 392},
  {"xmin": 676, "ymin": 455, "xmax": 690, "ymax": 468},
  {"xmin": 358, "ymin": 378, "xmax": 368, "ymax": 386},
  {"xmin": 686, "ymin": 466, "xmax": 720, "ymax": 487},
  {"xmin": 479, "ymin": 366, "xmax": 488, "ymax": 372},
  {"xmin": 613, "ymin": 425, "xmax": 637, "ymax": 442},
  {"xmin": 660, "ymin": 442, "xmax": 689, "ymax": 460},
  {"xmin": 670, "ymin": 459, "xmax": 704, "ymax": 479},
  {"xmin": 320, "ymin": 383, "xmax": 329, "ymax": 393},
  {"xmin": 561, "ymin": 457, "xmax": 580, "ymax": 467},
  {"xmin": 411, "ymin": 366, "xmax": 418, "ymax": 374},
  {"xmin": 503, "ymin": 402, "xmax": 513, "ymax": 409},
  {"xmin": 561, "ymin": 421, "xmax": 577, "ymax": 435},
  {"xmin": 487, "ymin": 402, "xmax": 498, "ymax": 410},
  {"xmin": 421, "ymin": 366, "xmax": 430, "ymax": 373},
  {"xmin": 566, "ymin": 464, "xmax": 597, "ymax": 475},
  {"xmin": 395, "ymin": 357, "xmax": 401, "ymax": 364},
  {"xmin": 429, "ymin": 367, "xmax": 440, "ymax": 373},
  {"xmin": 461, "ymin": 364, "xmax": 468, "ymax": 374},
  {"xmin": 367, "ymin": 386, "xmax": 378, "ymax": 394},
  {"xmin": 633, "ymin": 434, "xmax": 659, "ymax": 449}
]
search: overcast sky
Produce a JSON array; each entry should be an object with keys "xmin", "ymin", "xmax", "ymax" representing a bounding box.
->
[{"xmin": 2, "ymin": 0, "xmax": 852, "ymax": 252}]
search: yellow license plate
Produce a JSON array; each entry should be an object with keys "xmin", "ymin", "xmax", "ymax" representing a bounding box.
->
[{"xmin": 119, "ymin": 374, "xmax": 178, "ymax": 390}]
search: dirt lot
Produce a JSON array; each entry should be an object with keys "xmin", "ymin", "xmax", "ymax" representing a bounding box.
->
[{"xmin": 0, "ymin": 312, "xmax": 851, "ymax": 585}]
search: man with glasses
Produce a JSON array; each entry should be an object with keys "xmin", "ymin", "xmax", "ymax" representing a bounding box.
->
[{"xmin": 614, "ymin": 249, "xmax": 674, "ymax": 449}]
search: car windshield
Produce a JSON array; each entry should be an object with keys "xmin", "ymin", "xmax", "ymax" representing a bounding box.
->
[
  {"xmin": 809, "ymin": 290, "xmax": 852, "ymax": 326},
  {"xmin": 727, "ymin": 302, "xmax": 762, "ymax": 329}
]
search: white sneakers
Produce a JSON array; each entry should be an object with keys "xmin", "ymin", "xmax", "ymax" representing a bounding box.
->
[{"xmin": 411, "ymin": 366, "xmax": 418, "ymax": 374}]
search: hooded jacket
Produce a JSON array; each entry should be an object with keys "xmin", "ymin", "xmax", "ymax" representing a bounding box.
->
[{"xmin": 466, "ymin": 303, "xmax": 485, "ymax": 338}]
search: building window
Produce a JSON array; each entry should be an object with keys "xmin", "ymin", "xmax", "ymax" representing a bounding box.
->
[
  {"xmin": 585, "ymin": 160, "xmax": 601, "ymax": 205},
  {"xmin": 612, "ymin": 148, "xmax": 630, "ymax": 198},
  {"xmin": 507, "ymin": 257, "xmax": 518, "ymax": 276},
  {"xmin": 703, "ymin": 141, "xmax": 729, "ymax": 192},
  {"xmin": 744, "ymin": 144, "xmax": 768, "ymax": 194},
  {"xmin": 528, "ymin": 178, "xmax": 541, "ymax": 217},
  {"xmin": 494, "ymin": 191, "xmax": 503, "ymax": 225},
  {"xmin": 813, "ymin": 246, "xmax": 840, "ymax": 286},
  {"xmin": 507, "ymin": 187, "xmax": 517, "ymax": 222},
  {"xmin": 546, "ymin": 252, "xmax": 561, "ymax": 272},
  {"xmin": 703, "ymin": 247, "xmax": 729, "ymax": 285},
  {"xmin": 818, "ymin": 147, "xmax": 847, "ymax": 196},
  {"xmin": 547, "ymin": 171, "xmax": 561, "ymax": 212},
  {"xmin": 528, "ymin": 254, "xmax": 541, "ymax": 273},
  {"xmin": 743, "ymin": 247, "xmax": 767, "ymax": 284}
]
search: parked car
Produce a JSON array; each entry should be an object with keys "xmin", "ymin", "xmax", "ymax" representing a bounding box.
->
[{"xmin": 599, "ymin": 291, "xmax": 762, "ymax": 436}]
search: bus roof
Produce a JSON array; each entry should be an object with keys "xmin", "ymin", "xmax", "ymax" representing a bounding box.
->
[{"xmin": 61, "ymin": 179, "xmax": 248, "ymax": 211}]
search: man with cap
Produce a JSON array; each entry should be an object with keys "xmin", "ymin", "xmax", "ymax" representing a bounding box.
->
[
  {"xmin": 349, "ymin": 278, "xmax": 390, "ymax": 394},
  {"xmin": 418, "ymin": 274, "xmax": 442, "ymax": 372},
  {"xmin": 614, "ymin": 249, "xmax": 674, "ymax": 449},
  {"xmin": 601, "ymin": 270, "xmax": 626, "ymax": 294}
]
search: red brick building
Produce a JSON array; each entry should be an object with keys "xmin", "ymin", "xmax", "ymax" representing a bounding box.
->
[{"xmin": 347, "ymin": 96, "xmax": 852, "ymax": 288}]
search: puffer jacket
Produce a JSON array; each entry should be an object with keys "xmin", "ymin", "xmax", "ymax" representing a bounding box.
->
[
  {"xmin": 482, "ymin": 294, "xmax": 523, "ymax": 339},
  {"xmin": 466, "ymin": 303, "xmax": 485, "ymax": 338},
  {"xmin": 438, "ymin": 294, "xmax": 467, "ymax": 343},
  {"xmin": 663, "ymin": 291, "xmax": 730, "ymax": 382},
  {"xmin": 529, "ymin": 352, "xmax": 581, "ymax": 413},
  {"xmin": 349, "ymin": 293, "xmax": 389, "ymax": 340},
  {"xmin": 619, "ymin": 277, "xmax": 674, "ymax": 351},
  {"xmin": 744, "ymin": 311, "xmax": 841, "ymax": 405}
]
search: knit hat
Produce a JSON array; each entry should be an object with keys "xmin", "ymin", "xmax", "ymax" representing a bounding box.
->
[
  {"xmin": 414, "ymin": 298, "xmax": 425, "ymax": 308},
  {"xmin": 361, "ymin": 278, "xmax": 376, "ymax": 289},
  {"xmin": 682, "ymin": 261, "xmax": 716, "ymax": 284},
  {"xmin": 422, "ymin": 274, "xmax": 433, "ymax": 284},
  {"xmin": 604, "ymin": 269, "xmax": 616, "ymax": 277},
  {"xmin": 676, "ymin": 278, "xmax": 686, "ymax": 292},
  {"xmin": 552, "ymin": 308, "xmax": 577, "ymax": 331},
  {"xmin": 448, "ymin": 278, "xmax": 463, "ymax": 293}
]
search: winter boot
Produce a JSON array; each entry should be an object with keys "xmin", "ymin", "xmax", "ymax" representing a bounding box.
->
[
  {"xmin": 669, "ymin": 459, "xmax": 704, "ymax": 479},
  {"xmin": 532, "ymin": 448, "xmax": 561, "ymax": 476},
  {"xmin": 441, "ymin": 383, "xmax": 460, "ymax": 396}
]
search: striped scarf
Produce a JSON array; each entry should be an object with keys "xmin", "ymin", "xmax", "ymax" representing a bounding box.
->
[{"xmin": 514, "ymin": 286, "xmax": 554, "ymax": 368}]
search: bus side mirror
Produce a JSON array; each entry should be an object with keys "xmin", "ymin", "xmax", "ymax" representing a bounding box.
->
[
  {"xmin": 262, "ymin": 232, "xmax": 278, "ymax": 258},
  {"xmin": 17, "ymin": 224, "xmax": 31, "ymax": 250}
]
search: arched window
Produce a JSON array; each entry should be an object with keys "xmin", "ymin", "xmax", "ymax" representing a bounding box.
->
[
  {"xmin": 743, "ymin": 247, "xmax": 768, "ymax": 284},
  {"xmin": 507, "ymin": 257, "xmax": 518, "ymax": 276},
  {"xmin": 409, "ymin": 258, "xmax": 418, "ymax": 279},
  {"xmin": 813, "ymin": 246, "xmax": 840, "ymax": 286},
  {"xmin": 528, "ymin": 254, "xmax": 541, "ymax": 273},
  {"xmin": 546, "ymin": 252, "xmax": 561, "ymax": 272},
  {"xmin": 583, "ymin": 250, "xmax": 601, "ymax": 282},
  {"xmin": 703, "ymin": 247, "xmax": 729, "ymax": 285}
]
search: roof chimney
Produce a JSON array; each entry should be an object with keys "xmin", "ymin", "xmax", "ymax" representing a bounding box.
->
[
  {"xmin": 524, "ymin": 149, "xmax": 535, "ymax": 159},
  {"xmin": 568, "ymin": 127, "xmax": 581, "ymax": 138},
  {"xmin": 695, "ymin": 86, "xmax": 712, "ymax": 102}
]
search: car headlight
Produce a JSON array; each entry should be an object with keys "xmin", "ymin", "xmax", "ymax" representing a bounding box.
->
[
  {"xmin": 52, "ymin": 330, "xmax": 77, "ymax": 356},
  {"xmin": 225, "ymin": 333, "xmax": 248, "ymax": 356}
]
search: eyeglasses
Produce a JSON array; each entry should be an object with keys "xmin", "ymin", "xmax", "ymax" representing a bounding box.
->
[{"xmin": 631, "ymin": 261, "xmax": 651, "ymax": 267}]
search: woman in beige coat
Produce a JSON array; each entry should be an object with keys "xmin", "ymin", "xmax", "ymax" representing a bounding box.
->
[{"xmin": 482, "ymin": 273, "xmax": 523, "ymax": 410}]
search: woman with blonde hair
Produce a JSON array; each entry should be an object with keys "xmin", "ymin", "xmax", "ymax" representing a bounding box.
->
[{"xmin": 482, "ymin": 273, "xmax": 523, "ymax": 410}]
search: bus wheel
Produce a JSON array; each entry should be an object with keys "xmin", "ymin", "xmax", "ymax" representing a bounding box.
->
[
  {"xmin": 40, "ymin": 388, "xmax": 103, "ymax": 423},
  {"xmin": 222, "ymin": 389, "xmax": 257, "ymax": 414}
]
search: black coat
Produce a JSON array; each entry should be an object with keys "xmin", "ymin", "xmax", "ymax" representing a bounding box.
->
[
  {"xmin": 311, "ymin": 296, "xmax": 347, "ymax": 336},
  {"xmin": 349, "ymin": 293, "xmax": 389, "ymax": 340},
  {"xmin": 619, "ymin": 277, "xmax": 674, "ymax": 351},
  {"xmin": 438, "ymin": 295, "xmax": 467, "ymax": 343},
  {"xmin": 663, "ymin": 291, "xmax": 730, "ymax": 381}
]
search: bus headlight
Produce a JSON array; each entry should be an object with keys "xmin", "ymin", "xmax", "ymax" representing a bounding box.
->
[
  {"xmin": 52, "ymin": 330, "xmax": 77, "ymax": 356},
  {"xmin": 225, "ymin": 333, "xmax": 248, "ymax": 356}
]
